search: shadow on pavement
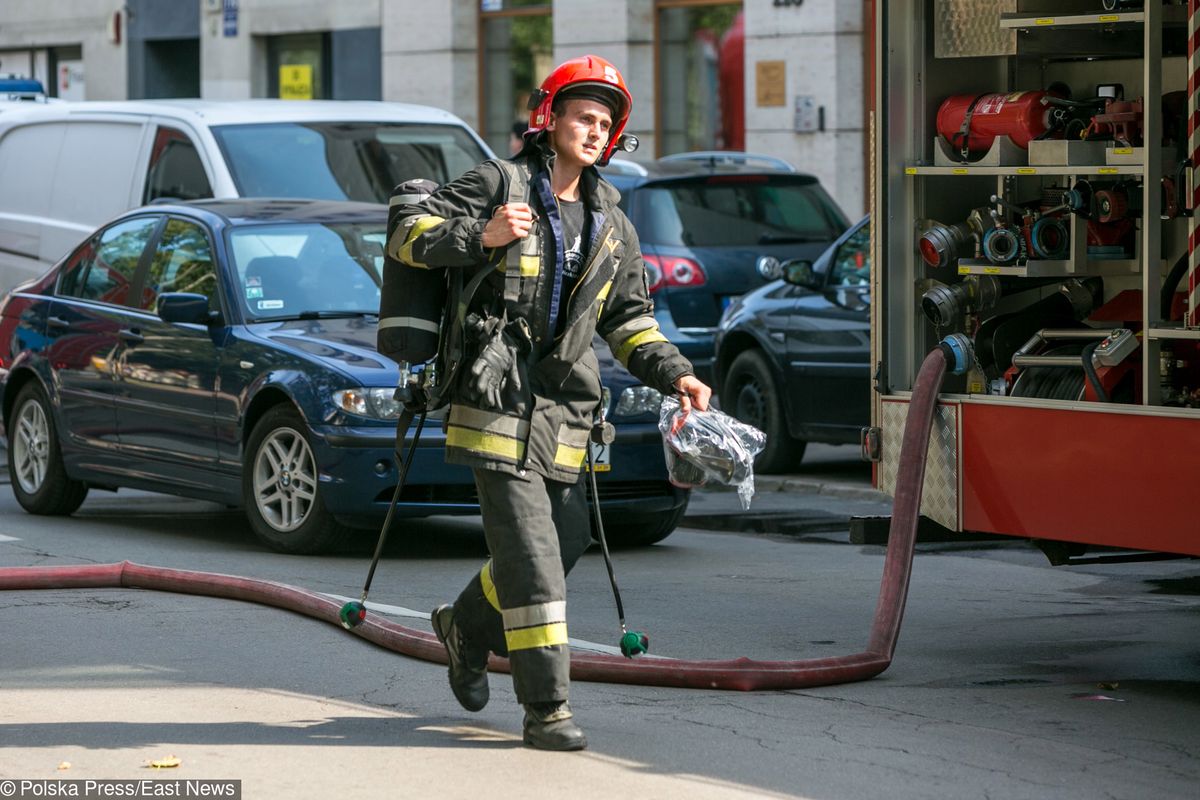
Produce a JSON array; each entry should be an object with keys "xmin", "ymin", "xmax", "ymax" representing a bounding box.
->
[{"xmin": 0, "ymin": 717, "xmax": 522, "ymax": 751}]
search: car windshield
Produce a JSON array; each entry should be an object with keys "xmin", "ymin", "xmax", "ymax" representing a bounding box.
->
[
  {"xmin": 634, "ymin": 176, "xmax": 847, "ymax": 247},
  {"xmin": 212, "ymin": 122, "xmax": 486, "ymax": 203},
  {"xmin": 227, "ymin": 222, "xmax": 386, "ymax": 321}
]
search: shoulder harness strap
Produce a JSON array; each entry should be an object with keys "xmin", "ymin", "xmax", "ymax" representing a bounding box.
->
[{"xmin": 490, "ymin": 158, "xmax": 533, "ymax": 309}]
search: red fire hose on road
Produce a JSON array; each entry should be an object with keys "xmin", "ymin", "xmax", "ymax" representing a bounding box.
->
[{"xmin": 0, "ymin": 348, "xmax": 952, "ymax": 691}]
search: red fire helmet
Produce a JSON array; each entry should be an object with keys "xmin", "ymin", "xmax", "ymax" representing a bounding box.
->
[{"xmin": 527, "ymin": 54, "xmax": 633, "ymax": 166}]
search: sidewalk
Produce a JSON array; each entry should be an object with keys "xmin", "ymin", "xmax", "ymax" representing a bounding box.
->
[
  {"xmin": 753, "ymin": 471, "xmax": 884, "ymax": 502},
  {"xmin": 746, "ymin": 441, "xmax": 884, "ymax": 502}
]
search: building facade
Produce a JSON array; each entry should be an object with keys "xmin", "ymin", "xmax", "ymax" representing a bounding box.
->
[{"xmin": 0, "ymin": 0, "xmax": 866, "ymax": 215}]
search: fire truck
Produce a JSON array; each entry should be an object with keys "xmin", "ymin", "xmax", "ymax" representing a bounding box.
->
[{"xmin": 868, "ymin": 0, "xmax": 1200, "ymax": 560}]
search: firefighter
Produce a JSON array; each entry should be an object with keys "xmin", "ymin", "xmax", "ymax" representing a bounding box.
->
[{"xmin": 391, "ymin": 55, "xmax": 711, "ymax": 751}]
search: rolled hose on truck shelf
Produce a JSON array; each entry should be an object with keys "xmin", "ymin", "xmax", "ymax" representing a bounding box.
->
[{"xmin": 0, "ymin": 345, "xmax": 959, "ymax": 690}]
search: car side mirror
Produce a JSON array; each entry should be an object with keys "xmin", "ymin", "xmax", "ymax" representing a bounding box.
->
[
  {"xmin": 781, "ymin": 259, "xmax": 822, "ymax": 290},
  {"xmin": 157, "ymin": 292, "xmax": 217, "ymax": 325}
]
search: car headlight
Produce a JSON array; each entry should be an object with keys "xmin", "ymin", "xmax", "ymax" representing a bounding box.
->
[
  {"xmin": 332, "ymin": 387, "xmax": 402, "ymax": 420},
  {"xmin": 614, "ymin": 385, "xmax": 664, "ymax": 418}
]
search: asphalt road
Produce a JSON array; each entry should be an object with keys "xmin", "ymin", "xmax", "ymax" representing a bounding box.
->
[{"xmin": 1, "ymin": 452, "xmax": 1198, "ymax": 800}]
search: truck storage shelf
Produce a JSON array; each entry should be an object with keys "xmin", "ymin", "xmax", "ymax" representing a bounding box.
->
[
  {"xmin": 999, "ymin": 11, "xmax": 1143, "ymax": 29},
  {"xmin": 956, "ymin": 258, "xmax": 1142, "ymax": 278},
  {"xmin": 999, "ymin": 5, "xmax": 1184, "ymax": 29},
  {"xmin": 904, "ymin": 164, "xmax": 1144, "ymax": 176},
  {"xmin": 1147, "ymin": 325, "xmax": 1200, "ymax": 341}
]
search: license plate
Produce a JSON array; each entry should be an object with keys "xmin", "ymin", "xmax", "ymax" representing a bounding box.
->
[{"xmin": 588, "ymin": 441, "xmax": 612, "ymax": 472}]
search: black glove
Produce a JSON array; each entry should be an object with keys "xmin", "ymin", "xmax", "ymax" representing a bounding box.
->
[{"xmin": 465, "ymin": 314, "xmax": 525, "ymax": 410}]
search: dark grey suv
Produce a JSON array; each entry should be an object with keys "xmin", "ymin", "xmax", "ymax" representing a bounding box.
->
[
  {"xmin": 602, "ymin": 153, "xmax": 849, "ymax": 385},
  {"xmin": 713, "ymin": 216, "xmax": 870, "ymax": 473}
]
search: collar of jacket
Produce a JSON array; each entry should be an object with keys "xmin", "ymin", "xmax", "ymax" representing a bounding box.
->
[{"xmin": 521, "ymin": 139, "xmax": 621, "ymax": 214}]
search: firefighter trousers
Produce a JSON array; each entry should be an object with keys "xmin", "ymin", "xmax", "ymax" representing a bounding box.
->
[{"xmin": 451, "ymin": 467, "xmax": 593, "ymax": 704}]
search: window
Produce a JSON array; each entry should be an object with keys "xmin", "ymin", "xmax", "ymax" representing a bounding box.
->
[
  {"xmin": 58, "ymin": 216, "xmax": 160, "ymax": 307},
  {"xmin": 830, "ymin": 221, "xmax": 871, "ymax": 287},
  {"xmin": 656, "ymin": 2, "xmax": 743, "ymax": 156},
  {"xmin": 479, "ymin": 1, "xmax": 552, "ymax": 156},
  {"xmin": 50, "ymin": 121, "xmax": 144, "ymax": 225},
  {"xmin": 266, "ymin": 33, "xmax": 330, "ymax": 100},
  {"xmin": 142, "ymin": 218, "xmax": 218, "ymax": 312},
  {"xmin": 228, "ymin": 222, "xmax": 384, "ymax": 319},
  {"xmin": 144, "ymin": 127, "xmax": 213, "ymax": 204},
  {"xmin": 212, "ymin": 122, "xmax": 487, "ymax": 203},
  {"xmin": 633, "ymin": 177, "xmax": 847, "ymax": 248}
]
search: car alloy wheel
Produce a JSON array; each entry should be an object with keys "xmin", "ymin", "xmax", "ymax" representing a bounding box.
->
[
  {"xmin": 12, "ymin": 396, "xmax": 50, "ymax": 495},
  {"xmin": 252, "ymin": 425, "xmax": 318, "ymax": 532},
  {"xmin": 6, "ymin": 381, "xmax": 88, "ymax": 516}
]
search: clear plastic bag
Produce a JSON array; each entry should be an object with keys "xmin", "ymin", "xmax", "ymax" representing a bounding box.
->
[{"xmin": 658, "ymin": 396, "xmax": 766, "ymax": 509}]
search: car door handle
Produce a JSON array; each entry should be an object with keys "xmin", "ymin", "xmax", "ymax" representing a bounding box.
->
[
  {"xmin": 119, "ymin": 328, "xmax": 144, "ymax": 344},
  {"xmin": 47, "ymin": 316, "xmax": 71, "ymax": 331}
]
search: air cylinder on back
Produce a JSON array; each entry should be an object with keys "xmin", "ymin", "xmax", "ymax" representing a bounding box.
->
[{"xmin": 378, "ymin": 178, "xmax": 446, "ymax": 366}]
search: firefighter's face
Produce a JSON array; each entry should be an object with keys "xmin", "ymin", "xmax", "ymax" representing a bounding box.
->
[{"xmin": 547, "ymin": 99, "xmax": 613, "ymax": 168}]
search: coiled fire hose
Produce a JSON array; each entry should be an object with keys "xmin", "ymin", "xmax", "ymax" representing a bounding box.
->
[{"xmin": 0, "ymin": 343, "xmax": 960, "ymax": 690}]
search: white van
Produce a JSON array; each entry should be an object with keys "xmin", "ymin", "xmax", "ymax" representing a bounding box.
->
[{"xmin": 0, "ymin": 100, "xmax": 492, "ymax": 289}]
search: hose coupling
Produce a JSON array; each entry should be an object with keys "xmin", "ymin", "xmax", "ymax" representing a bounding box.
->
[{"xmin": 939, "ymin": 333, "xmax": 974, "ymax": 375}]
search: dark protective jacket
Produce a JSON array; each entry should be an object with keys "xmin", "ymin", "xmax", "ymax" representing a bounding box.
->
[{"xmin": 389, "ymin": 146, "xmax": 693, "ymax": 483}]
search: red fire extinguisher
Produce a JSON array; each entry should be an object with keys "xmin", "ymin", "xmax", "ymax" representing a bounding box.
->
[{"xmin": 936, "ymin": 90, "xmax": 1063, "ymax": 157}]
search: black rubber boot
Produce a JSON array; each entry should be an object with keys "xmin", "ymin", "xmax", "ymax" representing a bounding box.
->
[
  {"xmin": 523, "ymin": 701, "xmax": 587, "ymax": 751},
  {"xmin": 431, "ymin": 604, "xmax": 489, "ymax": 712}
]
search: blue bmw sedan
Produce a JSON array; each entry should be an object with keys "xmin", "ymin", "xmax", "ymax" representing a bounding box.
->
[{"xmin": 0, "ymin": 199, "xmax": 686, "ymax": 554}]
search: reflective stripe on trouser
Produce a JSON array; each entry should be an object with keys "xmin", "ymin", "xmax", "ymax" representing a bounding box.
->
[{"xmin": 450, "ymin": 468, "xmax": 592, "ymax": 704}]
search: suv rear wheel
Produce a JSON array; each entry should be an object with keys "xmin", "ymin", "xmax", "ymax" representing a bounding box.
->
[{"xmin": 724, "ymin": 350, "xmax": 806, "ymax": 473}]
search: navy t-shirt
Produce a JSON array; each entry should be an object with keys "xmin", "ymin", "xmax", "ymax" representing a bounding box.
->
[{"xmin": 555, "ymin": 196, "xmax": 589, "ymax": 335}]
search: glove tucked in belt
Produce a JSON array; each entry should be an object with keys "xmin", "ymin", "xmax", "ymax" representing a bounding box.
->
[{"xmin": 464, "ymin": 313, "xmax": 529, "ymax": 409}]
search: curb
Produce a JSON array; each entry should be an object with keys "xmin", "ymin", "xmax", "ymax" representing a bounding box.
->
[{"xmin": 753, "ymin": 474, "xmax": 889, "ymax": 503}]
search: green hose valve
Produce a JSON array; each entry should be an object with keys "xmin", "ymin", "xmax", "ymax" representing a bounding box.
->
[
  {"xmin": 619, "ymin": 630, "xmax": 649, "ymax": 658},
  {"xmin": 339, "ymin": 600, "xmax": 367, "ymax": 630}
]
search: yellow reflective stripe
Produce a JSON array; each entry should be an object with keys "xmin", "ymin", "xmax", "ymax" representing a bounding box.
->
[
  {"xmin": 596, "ymin": 280, "xmax": 613, "ymax": 320},
  {"xmin": 615, "ymin": 325, "xmax": 670, "ymax": 364},
  {"xmin": 554, "ymin": 442, "xmax": 588, "ymax": 469},
  {"xmin": 394, "ymin": 215, "xmax": 446, "ymax": 267},
  {"xmin": 480, "ymin": 560, "xmax": 501, "ymax": 612},
  {"xmin": 494, "ymin": 255, "xmax": 537, "ymax": 277},
  {"xmin": 553, "ymin": 424, "xmax": 589, "ymax": 469},
  {"xmin": 505, "ymin": 622, "xmax": 569, "ymax": 651},
  {"xmin": 445, "ymin": 425, "xmax": 525, "ymax": 461},
  {"xmin": 519, "ymin": 255, "xmax": 540, "ymax": 277},
  {"xmin": 448, "ymin": 405, "xmax": 530, "ymax": 439},
  {"xmin": 502, "ymin": 600, "xmax": 566, "ymax": 630}
]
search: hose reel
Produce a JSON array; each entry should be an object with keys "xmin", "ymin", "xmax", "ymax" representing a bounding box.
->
[{"xmin": 1008, "ymin": 328, "xmax": 1139, "ymax": 403}]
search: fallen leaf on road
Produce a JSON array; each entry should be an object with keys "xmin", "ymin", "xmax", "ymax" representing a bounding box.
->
[
  {"xmin": 57, "ymin": 762, "xmax": 70, "ymax": 770},
  {"xmin": 146, "ymin": 755, "xmax": 182, "ymax": 769}
]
